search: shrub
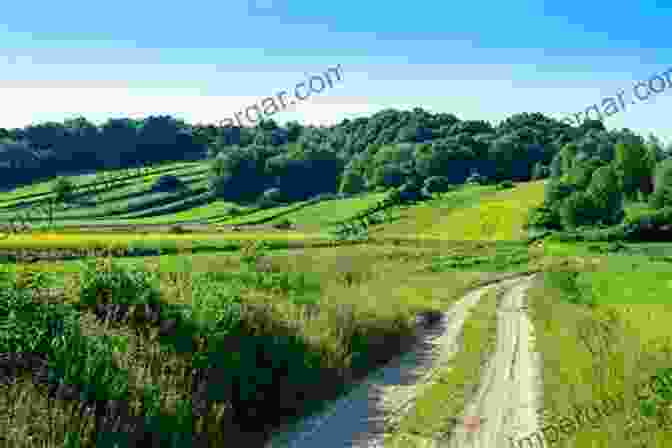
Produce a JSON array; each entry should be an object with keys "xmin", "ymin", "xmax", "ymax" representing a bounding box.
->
[
  {"xmin": 77, "ymin": 258, "xmax": 161, "ymax": 308},
  {"xmin": 532, "ymin": 162, "xmax": 550, "ymax": 180},
  {"xmin": 466, "ymin": 170, "xmax": 486, "ymax": 185},
  {"xmin": 621, "ymin": 207, "xmax": 672, "ymax": 241},
  {"xmin": 422, "ymin": 176, "xmax": 452, "ymax": 195},
  {"xmin": 52, "ymin": 176, "xmax": 76, "ymax": 202},
  {"xmin": 262, "ymin": 187, "xmax": 282, "ymax": 202},
  {"xmin": 273, "ymin": 218, "xmax": 293, "ymax": 230},
  {"xmin": 544, "ymin": 271, "xmax": 595, "ymax": 307},
  {"xmin": 257, "ymin": 197, "xmax": 278, "ymax": 209},
  {"xmin": 170, "ymin": 224, "xmax": 190, "ymax": 234},
  {"xmin": 544, "ymin": 179, "xmax": 578, "ymax": 204},
  {"xmin": 560, "ymin": 191, "xmax": 601, "ymax": 229},
  {"xmin": 586, "ymin": 165, "xmax": 625, "ymax": 225},
  {"xmin": 394, "ymin": 182, "xmax": 428, "ymax": 203},
  {"xmin": 650, "ymin": 159, "xmax": 672, "ymax": 209},
  {"xmin": 339, "ymin": 170, "xmax": 366, "ymax": 195},
  {"xmin": 526, "ymin": 204, "xmax": 562, "ymax": 230},
  {"xmin": 496, "ymin": 180, "xmax": 515, "ymax": 190}
]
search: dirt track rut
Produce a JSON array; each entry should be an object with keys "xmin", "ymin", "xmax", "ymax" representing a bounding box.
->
[
  {"xmin": 265, "ymin": 274, "xmax": 539, "ymax": 447},
  {"xmin": 447, "ymin": 274, "xmax": 541, "ymax": 448}
]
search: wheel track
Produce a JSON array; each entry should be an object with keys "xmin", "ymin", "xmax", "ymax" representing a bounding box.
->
[{"xmin": 264, "ymin": 274, "xmax": 534, "ymax": 448}]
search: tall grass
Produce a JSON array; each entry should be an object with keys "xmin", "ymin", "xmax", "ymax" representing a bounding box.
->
[
  {"xmin": 526, "ymin": 271, "xmax": 672, "ymax": 447},
  {"xmin": 1, "ymin": 239, "xmax": 446, "ymax": 447}
]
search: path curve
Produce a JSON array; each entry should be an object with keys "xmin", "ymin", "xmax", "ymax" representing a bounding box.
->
[
  {"xmin": 446, "ymin": 274, "xmax": 541, "ymax": 447},
  {"xmin": 264, "ymin": 274, "xmax": 532, "ymax": 448}
]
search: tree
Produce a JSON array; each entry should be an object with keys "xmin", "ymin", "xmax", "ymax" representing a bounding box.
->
[
  {"xmin": 422, "ymin": 176, "xmax": 452, "ymax": 195},
  {"xmin": 558, "ymin": 143, "xmax": 579, "ymax": 174},
  {"xmin": 549, "ymin": 153, "xmax": 563, "ymax": 178},
  {"xmin": 544, "ymin": 179, "xmax": 577, "ymax": 204},
  {"xmin": 339, "ymin": 170, "xmax": 366, "ymax": 195},
  {"xmin": 567, "ymin": 157, "xmax": 603, "ymax": 190},
  {"xmin": 466, "ymin": 169, "xmax": 486, "ymax": 185},
  {"xmin": 646, "ymin": 133, "xmax": 666, "ymax": 163},
  {"xmin": 613, "ymin": 139, "xmax": 651, "ymax": 200},
  {"xmin": 650, "ymin": 158, "xmax": 672, "ymax": 209},
  {"xmin": 285, "ymin": 121, "xmax": 303, "ymax": 143},
  {"xmin": 560, "ymin": 191, "xmax": 600, "ymax": 229},
  {"xmin": 586, "ymin": 165, "xmax": 624, "ymax": 225},
  {"xmin": 100, "ymin": 118, "xmax": 139, "ymax": 169},
  {"xmin": 641, "ymin": 143, "xmax": 658, "ymax": 198},
  {"xmin": 208, "ymin": 148, "xmax": 264, "ymax": 201},
  {"xmin": 52, "ymin": 176, "xmax": 75, "ymax": 202},
  {"xmin": 531, "ymin": 162, "xmax": 549, "ymax": 180}
]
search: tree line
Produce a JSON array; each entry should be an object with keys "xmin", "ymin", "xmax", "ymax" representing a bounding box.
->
[
  {"xmin": 1, "ymin": 109, "xmax": 670, "ymax": 213},
  {"xmin": 526, "ymin": 127, "xmax": 672, "ymax": 240}
]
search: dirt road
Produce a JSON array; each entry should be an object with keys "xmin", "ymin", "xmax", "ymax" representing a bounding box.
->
[
  {"xmin": 447, "ymin": 274, "xmax": 541, "ymax": 448},
  {"xmin": 264, "ymin": 274, "xmax": 538, "ymax": 447}
]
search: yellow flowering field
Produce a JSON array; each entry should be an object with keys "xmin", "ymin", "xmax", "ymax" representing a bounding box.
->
[{"xmin": 0, "ymin": 231, "xmax": 331, "ymax": 250}]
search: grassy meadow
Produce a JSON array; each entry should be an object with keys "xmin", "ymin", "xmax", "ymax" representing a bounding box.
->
[{"xmin": 1, "ymin": 165, "xmax": 672, "ymax": 447}]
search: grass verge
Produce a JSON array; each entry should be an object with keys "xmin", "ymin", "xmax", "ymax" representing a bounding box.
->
[
  {"xmin": 526, "ymin": 272, "xmax": 672, "ymax": 447},
  {"xmin": 383, "ymin": 284, "xmax": 503, "ymax": 446}
]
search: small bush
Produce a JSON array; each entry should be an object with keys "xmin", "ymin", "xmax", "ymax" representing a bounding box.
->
[
  {"xmin": 52, "ymin": 176, "xmax": 76, "ymax": 202},
  {"xmin": 77, "ymin": 257, "xmax": 161, "ymax": 308},
  {"xmin": 466, "ymin": 171, "xmax": 486, "ymax": 185},
  {"xmin": 273, "ymin": 218, "xmax": 293, "ymax": 230},
  {"xmin": 261, "ymin": 187, "xmax": 283, "ymax": 202},
  {"xmin": 544, "ymin": 271, "xmax": 595, "ymax": 307},
  {"xmin": 423, "ymin": 176, "xmax": 452, "ymax": 195},
  {"xmin": 170, "ymin": 224, "xmax": 189, "ymax": 234},
  {"xmin": 526, "ymin": 204, "xmax": 562, "ymax": 230},
  {"xmin": 496, "ymin": 180, "xmax": 515, "ymax": 190},
  {"xmin": 560, "ymin": 191, "xmax": 601, "ymax": 229}
]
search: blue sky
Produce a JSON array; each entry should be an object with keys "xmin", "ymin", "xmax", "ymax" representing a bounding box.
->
[{"xmin": 1, "ymin": 0, "xmax": 671, "ymax": 142}]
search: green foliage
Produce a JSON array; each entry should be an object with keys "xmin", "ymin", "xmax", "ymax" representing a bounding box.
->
[
  {"xmin": 526, "ymin": 204, "xmax": 562, "ymax": 230},
  {"xmin": 559, "ymin": 143, "xmax": 579, "ymax": 173},
  {"xmin": 531, "ymin": 162, "xmax": 549, "ymax": 180},
  {"xmin": 273, "ymin": 218, "xmax": 293, "ymax": 229},
  {"xmin": 427, "ymin": 244, "xmax": 531, "ymax": 272},
  {"xmin": 614, "ymin": 139, "xmax": 653, "ymax": 200},
  {"xmin": 543, "ymin": 179, "xmax": 577, "ymax": 204},
  {"xmin": 52, "ymin": 176, "xmax": 76, "ymax": 202},
  {"xmin": 339, "ymin": 169, "xmax": 366, "ymax": 194},
  {"xmin": 560, "ymin": 191, "xmax": 603, "ymax": 229},
  {"xmin": 567, "ymin": 157, "xmax": 602, "ymax": 190},
  {"xmin": 465, "ymin": 170, "xmax": 486, "ymax": 185},
  {"xmin": 422, "ymin": 176, "xmax": 452, "ymax": 194},
  {"xmin": 650, "ymin": 158, "xmax": 672, "ymax": 209},
  {"xmin": 0, "ymin": 274, "xmax": 133, "ymax": 405},
  {"xmin": 77, "ymin": 258, "xmax": 162, "ymax": 308},
  {"xmin": 496, "ymin": 180, "xmax": 515, "ymax": 190},
  {"xmin": 586, "ymin": 164, "xmax": 624, "ymax": 225},
  {"xmin": 532, "ymin": 167, "xmax": 626, "ymax": 233},
  {"xmin": 543, "ymin": 271, "xmax": 595, "ymax": 307},
  {"xmin": 549, "ymin": 153, "xmax": 562, "ymax": 178},
  {"xmin": 621, "ymin": 206, "xmax": 672, "ymax": 240}
]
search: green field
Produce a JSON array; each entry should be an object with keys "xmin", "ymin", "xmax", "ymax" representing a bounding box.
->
[{"xmin": 3, "ymin": 173, "xmax": 672, "ymax": 448}]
